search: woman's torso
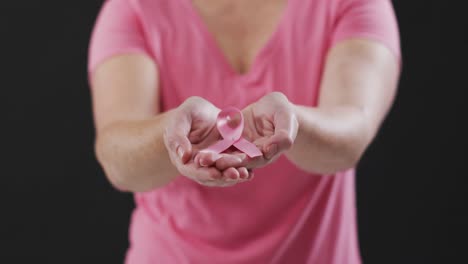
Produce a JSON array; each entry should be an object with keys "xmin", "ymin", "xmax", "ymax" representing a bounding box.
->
[{"xmin": 125, "ymin": 0, "xmax": 361, "ymax": 263}]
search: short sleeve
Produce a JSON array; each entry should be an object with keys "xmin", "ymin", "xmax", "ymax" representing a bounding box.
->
[
  {"xmin": 331, "ymin": 0, "xmax": 401, "ymax": 61},
  {"xmin": 88, "ymin": 0, "xmax": 152, "ymax": 76}
]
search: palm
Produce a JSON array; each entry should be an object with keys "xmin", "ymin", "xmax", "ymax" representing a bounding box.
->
[
  {"xmin": 165, "ymin": 97, "xmax": 252, "ymax": 187},
  {"xmin": 237, "ymin": 92, "xmax": 298, "ymax": 168},
  {"xmin": 181, "ymin": 92, "xmax": 297, "ymax": 175},
  {"xmin": 242, "ymin": 106, "xmax": 276, "ymax": 151},
  {"xmin": 188, "ymin": 116, "xmax": 222, "ymax": 157}
]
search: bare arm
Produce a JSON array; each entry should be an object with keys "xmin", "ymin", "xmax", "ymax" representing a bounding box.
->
[
  {"xmin": 91, "ymin": 54, "xmax": 181, "ymax": 192},
  {"xmin": 92, "ymin": 54, "xmax": 250, "ymax": 192},
  {"xmin": 286, "ymin": 39, "xmax": 400, "ymax": 174}
]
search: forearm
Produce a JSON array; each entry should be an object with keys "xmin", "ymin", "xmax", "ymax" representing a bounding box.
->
[
  {"xmin": 285, "ymin": 104, "xmax": 374, "ymax": 174},
  {"xmin": 95, "ymin": 110, "xmax": 179, "ymax": 192},
  {"xmin": 285, "ymin": 39, "xmax": 399, "ymax": 174}
]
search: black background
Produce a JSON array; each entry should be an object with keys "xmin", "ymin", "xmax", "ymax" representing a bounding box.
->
[{"xmin": 1, "ymin": 1, "xmax": 467, "ymax": 263}]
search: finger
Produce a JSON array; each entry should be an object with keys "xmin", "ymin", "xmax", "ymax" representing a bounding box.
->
[
  {"xmin": 174, "ymin": 135, "xmax": 193, "ymax": 164},
  {"xmin": 214, "ymin": 153, "xmax": 247, "ymax": 170},
  {"xmin": 263, "ymin": 130, "xmax": 293, "ymax": 160},
  {"xmin": 195, "ymin": 173, "xmax": 239, "ymax": 187},
  {"xmin": 195, "ymin": 151, "xmax": 222, "ymax": 167},
  {"xmin": 198, "ymin": 167, "xmax": 251, "ymax": 187},
  {"xmin": 274, "ymin": 106, "xmax": 299, "ymax": 142},
  {"xmin": 222, "ymin": 167, "xmax": 240, "ymax": 181},
  {"xmin": 193, "ymin": 153, "xmax": 202, "ymax": 166},
  {"xmin": 198, "ymin": 180, "xmax": 238, "ymax": 188},
  {"xmin": 264, "ymin": 109, "xmax": 298, "ymax": 159},
  {"xmin": 179, "ymin": 163, "xmax": 223, "ymax": 182},
  {"xmin": 242, "ymin": 155, "xmax": 265, "ymax": 170},
  {"xmin": 247, "ymin": 170, "xmax": 255, "ymax": 180},
  {"xmin": 196, "ymin": 179, "xmax": 221, "ymax": 187},
  {"xmin": 164, "ymin": 122, "xmax": 192, "ymax": 164},
  {"xmin": 238, "ymin": 167, "xmax": 249, "ymax": 180}
]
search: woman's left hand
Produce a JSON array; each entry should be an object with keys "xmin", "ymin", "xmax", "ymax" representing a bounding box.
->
[{"xmin": 195, "ymin": 92, "xmax": 299, "ymax": 171}]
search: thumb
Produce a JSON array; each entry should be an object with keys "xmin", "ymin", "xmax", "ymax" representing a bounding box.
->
[
  {"xmin": 164, "ymin": 115, "xmax": 192, "ymax": 164},
  {"xmin": 263, "ymin": 109, "xmax": 298, "ymax": 159},
  {"xmin": 170, "ymin": 133, "xmax": 192, "ymax": 164}
]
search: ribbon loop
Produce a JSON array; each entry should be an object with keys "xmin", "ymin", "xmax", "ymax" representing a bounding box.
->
[
  {"xmin": 217, "ymin": 107, "xmax": 244, "ymax": 141},
  {"xmin": 203, "ymin": 107, "xmax": 262, "ymax": 158}
]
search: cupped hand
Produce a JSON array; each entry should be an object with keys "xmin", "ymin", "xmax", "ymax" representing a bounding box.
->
[
  {"xmin": 163, "ymin": 97, "xmax": 252, "ymax": 187},
  {"xmin": 195, "ymin": 92, "xmax": 299, "ymax": 171}
]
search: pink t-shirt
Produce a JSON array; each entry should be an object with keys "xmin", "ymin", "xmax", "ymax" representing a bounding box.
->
[{"xmin": 88, "ymin": 0, "xmax": 400, "ymax": 263}]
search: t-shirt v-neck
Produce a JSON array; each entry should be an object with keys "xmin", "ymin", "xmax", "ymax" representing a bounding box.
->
[
  {"xmin": 180, "ymin": 0, "xmax": 292, "ymax": 83},
  {"xmin": 88, "ymin": 0, "xmax": 401, "ymax": 262}
]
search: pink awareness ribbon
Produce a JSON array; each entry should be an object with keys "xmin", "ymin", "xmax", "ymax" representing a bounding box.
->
[{"xmin": 202, "ymin": 107, "xmax": 262, "ymax": 158}]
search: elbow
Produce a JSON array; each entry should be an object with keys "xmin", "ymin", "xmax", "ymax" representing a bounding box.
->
[
  {"xmin": 324, "ymin": 133, "xmax": 370, "ymax": 174},
  {"xmin": 297, "ymin": 137, "xmax": 368, "ymax": 175},
  {"xmin": 94, "ymin": 136, "xmax": 132, "ymax": 192},
  {"xmin": 95, "ymin": 137, "xmax": 162, "ymax": 193},
  {"xmin": 314, "ymin": 147, "xmax": 365, "ymax": 175},
  {"xmin": 291, "ymin": 106, "xmax": 375, "ymax": 175},
  {"xmin": 329, "ymin": 128, "xmax": 370, "ymax": 173},
  {"xmin": 334, "ymin": 145, "xmax": 364, "ymax": 173}
]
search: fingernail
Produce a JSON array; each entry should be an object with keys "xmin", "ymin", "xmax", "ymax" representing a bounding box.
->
[
  {"xmin": 234, "ymin": 156, "xmax": 243, "ymax": 163},
  {"xmin": 177, "ymin": 147, "xmax": 184, "ymax": 159},
  {"xmin": 210, "ymin": 152, "xmax": 222, "ymax": 162},
  {"xmin": 266, "ymin": 144, "xmax": 278, "ymax": 159},
  {"xmin": 200, "ymin": 158, "xmax": 208, "ymax": 167},
  {"xmin": 238, "ymin": 153, "xmax": 247, "ymax": 162},
  {"xmin": 239, "ymin": 171, "xmax": 246, "ymax": 179}
]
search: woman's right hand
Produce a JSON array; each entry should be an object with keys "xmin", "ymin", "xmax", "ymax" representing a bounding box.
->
[{"xmin": 163, "ymin": 97, "xmax": 252, "ymax": 187}]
